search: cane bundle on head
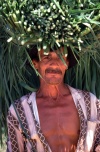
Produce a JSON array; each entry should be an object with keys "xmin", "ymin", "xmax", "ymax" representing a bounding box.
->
[{"xmin": 0, "ymin": 0, "xmax": 100, "ymax": 57}]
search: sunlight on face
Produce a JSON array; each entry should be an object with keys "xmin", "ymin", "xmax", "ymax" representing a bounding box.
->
[{"xmin": 38, "ymin": 51, "xmax": 68, "ymax": 85}]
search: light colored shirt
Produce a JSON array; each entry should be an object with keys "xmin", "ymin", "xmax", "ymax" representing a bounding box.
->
[{"xmin": 7, "ymin": 86, "xmax": 100, "ymax": 152}]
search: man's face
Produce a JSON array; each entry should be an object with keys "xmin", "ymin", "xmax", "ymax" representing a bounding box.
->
[{"xmin": 37, "ymin": 51, "xmax": 68, "ymax": 85}]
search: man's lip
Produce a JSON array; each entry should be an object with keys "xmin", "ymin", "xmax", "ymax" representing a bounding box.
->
[{"xmin": 45, "ymin": 68, "xmax": 62, "ymax": 74}]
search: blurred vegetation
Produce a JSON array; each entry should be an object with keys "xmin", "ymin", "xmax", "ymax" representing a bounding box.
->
[{"xmin": 0, "ymin": 128, "xmax": 6, "ymax": 152}]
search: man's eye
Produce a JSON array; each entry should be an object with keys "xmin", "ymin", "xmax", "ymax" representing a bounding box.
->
[{"xmin": 42, "ymin": 56, "xmax": 50, "ymax": 60}]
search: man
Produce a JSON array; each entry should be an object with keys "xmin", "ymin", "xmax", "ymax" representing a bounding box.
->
[{"xmin": 7, "ymin": 47, "xmax": 100, "ymax": 152}]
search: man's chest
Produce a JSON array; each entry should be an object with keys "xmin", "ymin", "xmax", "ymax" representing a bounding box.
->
[
  {"xmin": 38, "ymin": 101, "xmax": 79, "ymax": 133},
  {"xmin": 36, "ymin": 97, "xmax": 80, "ymax": 151}
]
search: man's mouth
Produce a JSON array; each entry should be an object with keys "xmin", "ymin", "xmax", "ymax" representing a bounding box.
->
[{"xmin": 45, "ymin": 68, "xmax": 62, "ymax": 75}]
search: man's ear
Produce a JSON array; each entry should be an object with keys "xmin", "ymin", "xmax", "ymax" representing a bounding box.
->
[
  {"xmin": 32, "ymin": 60, "xmax": 39, "ymax": 70},
  {"xmin": 66, "ymin": 58, "xmax": 69, "ymax": 66},
  {"xmin": 66, "ymin": 58, "xmax": 69, "ymax": 69}
]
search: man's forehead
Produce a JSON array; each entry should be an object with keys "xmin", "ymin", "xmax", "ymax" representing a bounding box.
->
[{"xmin": 40, "ymin": 48, "xmax": 63, "ymax": 56}]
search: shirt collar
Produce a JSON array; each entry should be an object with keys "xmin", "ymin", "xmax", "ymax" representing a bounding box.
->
[
  {"xmin": 27, "ymin": 85, "xmax": 82, "ymax": 104},
  {"xmin": 27, "ymin": 92, "xmax": 36, "ymax": 104},
  {"xmin": 68, "ymin": 85, "xmax": 82, "ymax": 100}
]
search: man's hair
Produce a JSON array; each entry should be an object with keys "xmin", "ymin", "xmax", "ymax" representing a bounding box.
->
[{"xmin": 28, "ymin": 45, "xmax": 39, "ymax": 62}]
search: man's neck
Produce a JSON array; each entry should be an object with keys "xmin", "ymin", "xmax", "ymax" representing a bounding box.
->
[{"xmin": 36, "ymin": 81, "xmax": 70, "ymax": 100}]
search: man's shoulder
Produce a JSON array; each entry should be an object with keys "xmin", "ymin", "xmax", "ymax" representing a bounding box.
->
[
  {"xmin": 9, "ymin": 92, "xmax": 36, "ymax": 111},
  {"xmin": 15, "ymin": 93, "xmax": 31, "ymax": 104},
  {"xmin": 68, "ymin": 85, "xmax": 97, "ymax": 101},
  {"xmin": 68, "ymin": 85, "xmax": 87, "ymax": 96}
]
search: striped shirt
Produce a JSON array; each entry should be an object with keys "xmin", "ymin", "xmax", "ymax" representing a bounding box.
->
[{"xmin": 7, "ymin": 86, "xmax": 100, "ymax": 152}]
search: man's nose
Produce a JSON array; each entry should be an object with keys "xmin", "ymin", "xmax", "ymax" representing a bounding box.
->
[
  {"xmin": 51, "ymin": 52, "xmax": 59, "ymax": 59},
  {"xmin": 49, "ymin": 53, "xmax": 60, "ymax": 66}
]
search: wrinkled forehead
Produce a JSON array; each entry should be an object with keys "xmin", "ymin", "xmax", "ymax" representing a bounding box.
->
[
  {"xmin": 40, "ymin": 47, "xmax": 64, "ymax": 56},
  {"xmin": 28, "ymin": 46, "xmax": 66, "ymax": 62},
  {"xmin": 28, "ymin": 45, "xmax": 78, "ymax": 68},
  {"xmin": 40, "ymin": 51, "xmax": 59, "ymax": 59}
]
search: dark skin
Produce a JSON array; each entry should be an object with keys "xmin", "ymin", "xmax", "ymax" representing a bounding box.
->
[{"xmin": 33, "ymin": 50, "xmax": 80, "ymax": 152}]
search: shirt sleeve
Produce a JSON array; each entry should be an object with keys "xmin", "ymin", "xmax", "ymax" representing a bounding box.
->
[
  {"xmin": 6, "ymin": 109, "xmax": 25, "ymax": 152},
  {"xmin": 92, "ymin": 99, "xmax": 100, "ymax": 151}
]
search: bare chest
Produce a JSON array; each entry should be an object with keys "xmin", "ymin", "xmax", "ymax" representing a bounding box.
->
[{"xmin": 37, "ymin": 96, "xmax": 80, "ymax": 152}]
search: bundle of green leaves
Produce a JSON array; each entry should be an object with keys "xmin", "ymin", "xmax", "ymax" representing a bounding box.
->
[{"xmin": 0, "ymin": 0, "xmax": 100, "ymax": 54}]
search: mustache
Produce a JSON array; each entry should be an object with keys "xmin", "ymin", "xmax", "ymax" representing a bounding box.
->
[{"xmin": 45, "ymin": 68, "xmax": 62, "ymax": 74}]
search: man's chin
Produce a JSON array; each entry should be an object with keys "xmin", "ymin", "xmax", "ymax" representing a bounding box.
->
[{"xmin": 45, "ymin": 77, "xmax": 62, "ymax": 85}]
